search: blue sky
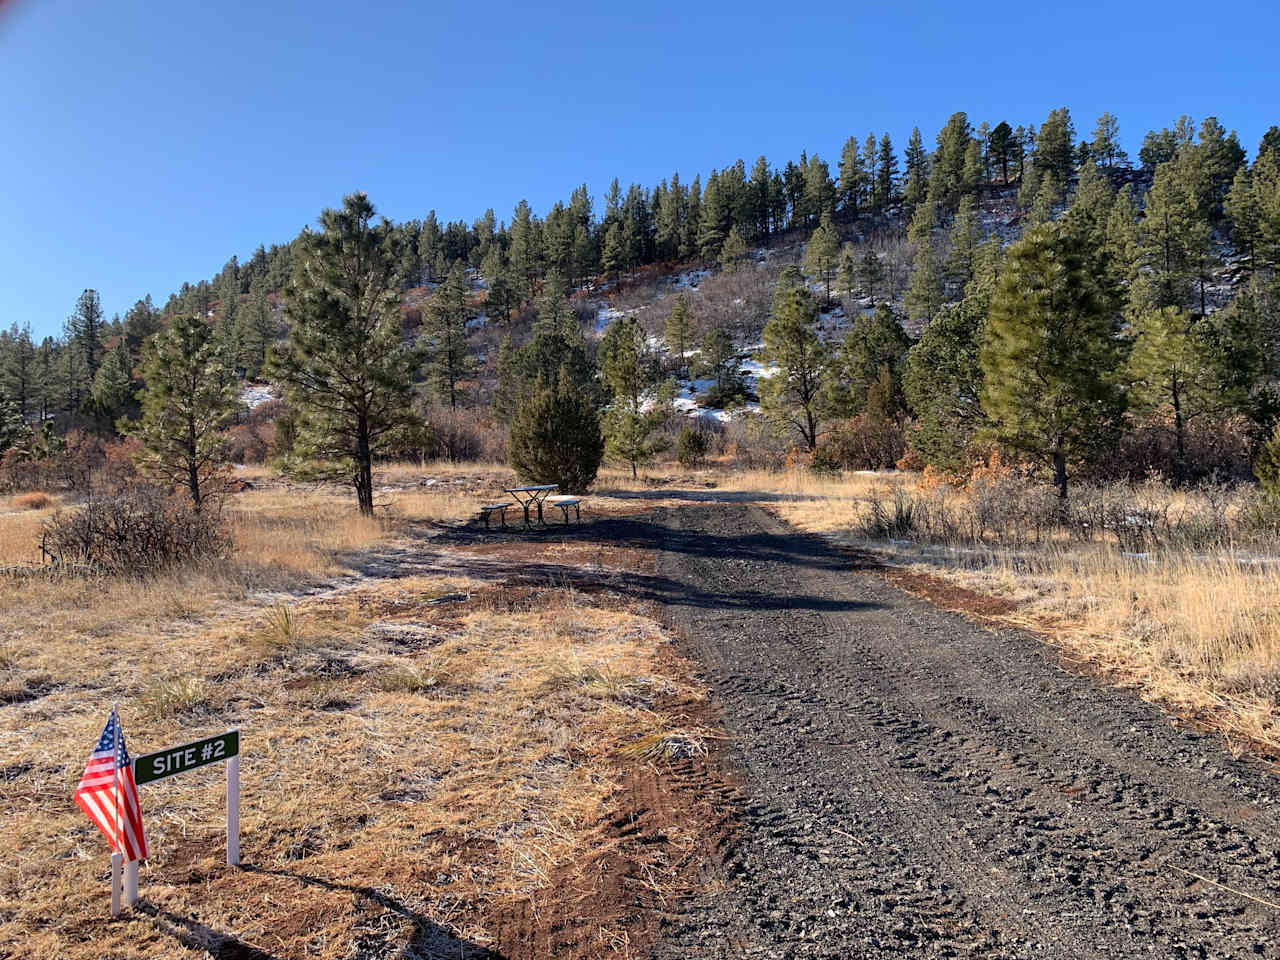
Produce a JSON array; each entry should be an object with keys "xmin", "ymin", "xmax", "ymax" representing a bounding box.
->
[{"xmin": 2, "ymin": 0, "xmax": 1277, "ymax": 338}]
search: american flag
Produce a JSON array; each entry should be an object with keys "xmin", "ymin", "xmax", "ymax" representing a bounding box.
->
[{"xmin": 73, "ymin": 708, "xmax": 147, "ymax": 862}]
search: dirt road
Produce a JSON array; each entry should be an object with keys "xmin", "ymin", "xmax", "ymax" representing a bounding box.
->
[{"xmin": 648, "ymin": 503, "xmax": 1280, "ymax": 958}]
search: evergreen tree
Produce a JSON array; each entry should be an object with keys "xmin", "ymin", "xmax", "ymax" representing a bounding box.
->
[
  {"xmin": 128, "ymin": 313, "xmax": 238, "ymax": 510},
  {"xmin": 980, "ymin": 222, "xmax": 1125, "ymax": 499},
  {"xmin": 802, "ymin": 155, "xmax": 836, "ymax": 225},
  {"xmin": 803, "ymin": 214, "xmax": 840, "ymax": 304},
  {"xmin": 424, "ymin": 266, "xmax": 476, "ymax": 409},
  {"xmin": 829, "ymin": 305, "xmax": 911, "ymax": 416},
  {"xmin": 599, "ymin": 315, "xmax": 669, "ymax": 478},
  {"xmin": 930, "ymin": 112, "xmax": 973, "ymax": 207},
  {"xmin": 3, "ymin": 323, "xmax": 36, "ymax": 417},
  {"xmin": 696, "ymin": 326, "xmax": 742, "ymax": 399},
  {"xmin": 904, "ymin": 280, "xmax": 992, "ymax": 471},
  {"xmin": 759, "ymin": 279, "xmax": 830, "ymax": 450},
  {"xmin": 858, "ymin": 245, "xmax": 885, "ymax": 302},
  {"xmin": 837, "ymin": 137, "xmax": 867, "ymax": 217},
  {"xmin": 905, "ymin": 201, "xmax": 944, "ymax": 323},
  {"xmin": 67, "ymin": 288, "xmax": 106, "ymax": 387},
  {"xmin": 1037, "ymin": 107, "xmax": 1077, "ymax": 183},
  {"xmin": 719, "ymin": 225, "xmax": 749, "ymax": 271},
  {"xmin": 1090, "ymin": 112, "xmax": 1127, "ymax": 171},
  {"xmin": 874, "ymin": 133, "xmax": 898, "ymax": 211},
  {"xmin": 508, "ymin": 372, "xmax": 603, "ymax": 493},
  {"xmin": 988, "ymin": 121, "xmax": 1014, "ymax": 184},
  {"xmin": 270, "ymin": 193, "xmax": 422, "ymax": 515},
  {"xmin": 92, "ymin": 338, "xmax": 136, "ymax": 421},
  {"xmin": 945, "ymin": 203, "xmax": 980, "ymax": 286},
  {"xmin": 1142, "ymin": 153, "xmax": 1213, "ymax": 313},
  {"xmin": 122, "ymin": 296, "xmax": 162, "ymax": 368},
  {"xmin": 1127, "ymin": 305, "xmax": 1256, "ymax": 467},
  {"xmin": 601, "ymin": 221, "xmax": 625, "ymax": 279},
  {"xmin": 665, "ymin": 293, "xmax": 694, "ymax": 379},
  {"xmin": 962, "ymin": 139, "xmax": 984, "ymax": 197},
  {"xmin": 903, "ymin": 127, "xmax": 928, "ymax": 211},
  {"xmin": 837, "ymin": 243, "xmax": 857, "ymax": 299}
]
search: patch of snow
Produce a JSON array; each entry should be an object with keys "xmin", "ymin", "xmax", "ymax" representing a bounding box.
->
[
  {"xmin": 241, "ymin": 384, "xmax": 276, "ymax": 409},
  {"xmin": 672, "ymin": 269, "xmax": 711, "ymax": 290},
  {"xmin": 466, "ymin": 313, "xmax": 488, "ymax": 330}
]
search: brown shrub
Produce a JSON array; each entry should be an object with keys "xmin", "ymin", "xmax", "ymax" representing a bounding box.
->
[
  {"xmin": 812, "ymin": 415, "xmax": 906, "ymax": 473},
  {"xmin": 41, "ymin": 482, "xmax": 229, "ymax": 575}
]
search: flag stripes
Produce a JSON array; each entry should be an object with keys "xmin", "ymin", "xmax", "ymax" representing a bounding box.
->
[{"xmin": 73, "ymin": 709, "xmax": 147, "ymax": 862}]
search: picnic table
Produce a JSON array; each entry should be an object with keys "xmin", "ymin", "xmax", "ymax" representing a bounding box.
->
[{"xmin": 504, "ymin": 484, "xmax": 560, "ymax": 526}]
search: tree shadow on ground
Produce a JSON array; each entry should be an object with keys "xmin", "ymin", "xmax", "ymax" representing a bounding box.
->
[
  {"xmin": 432, "ymin": 509, "xmax": 883, "ymax": 614},
  {"xmin": 595, "ymin": 487, "xmax": 814, "ymax": 504}
]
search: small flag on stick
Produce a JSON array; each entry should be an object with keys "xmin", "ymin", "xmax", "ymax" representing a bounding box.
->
[{"xmin": 74, "ymin": 707, "xmax": 147, "ymax": 862}]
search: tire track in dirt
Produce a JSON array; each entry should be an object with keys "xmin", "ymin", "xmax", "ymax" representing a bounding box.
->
[{"xmin": 653, "ymin": 503, "xmax": 1280, "ymax": 958}]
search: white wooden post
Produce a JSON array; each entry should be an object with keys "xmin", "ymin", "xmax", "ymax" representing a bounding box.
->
[
  {"xmin": 226, "ymin": 752, "xmax": 240, "ymax": 866},
  {"xmin": 126, "ymin": 757, "xmax": 139, "ymax": 906},
  {"xmin": 110, "ymin": 852, "xmax": 122, "ymax": 917},
  {"xmin": 124, "ymin": 858, "xmax": 138, "ymax": 906}
]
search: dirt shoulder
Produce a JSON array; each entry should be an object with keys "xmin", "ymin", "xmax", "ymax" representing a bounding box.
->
[{"xmin": 652, "ymin": 502, "xmax": 1280, "ymax": 958}]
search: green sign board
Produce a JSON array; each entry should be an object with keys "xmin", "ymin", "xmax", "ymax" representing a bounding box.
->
[{"xmin": 135, "ymin": 730, "xmax": 239, "ymax": 785}]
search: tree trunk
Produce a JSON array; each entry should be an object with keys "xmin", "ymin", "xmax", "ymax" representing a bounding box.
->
[
  {"xmin": 1052, "ymin": 448, "xmax": 1068, "ymax": 503},
  {"xmin": 1172, "ymin": 378, "xmax": 1185, "ymax": 477},
  {"xmin": 187, "ymin": 459, "xmax": 202, "ymax": 513},
  {"xmin": 355, "ymin": 416, "xmax": 374, "ymax": 516}
]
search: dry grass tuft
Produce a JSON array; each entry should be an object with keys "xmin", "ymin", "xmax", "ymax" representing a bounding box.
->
[{"xmin": 11, "ymin": 491, "xmax": 54, "ymax": 510}]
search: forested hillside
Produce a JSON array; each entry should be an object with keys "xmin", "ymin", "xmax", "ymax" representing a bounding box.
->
[{"xmin": 4, "ymin": 106, "xmax": 1280, "ymax": 501}]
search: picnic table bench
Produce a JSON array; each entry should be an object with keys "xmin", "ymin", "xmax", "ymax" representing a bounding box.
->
[
  {"xmin": 479, "ymin": 485, "xmax": 586, "ymax": 528},
  {"xmin": 544, "ymin": 495, "xmax": 583, "ymax": 524}
]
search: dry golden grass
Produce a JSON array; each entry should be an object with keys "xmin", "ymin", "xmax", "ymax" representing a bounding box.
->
[{"xmin": 0, "ymin": 467, "xmax": 704, "ymax": 958}]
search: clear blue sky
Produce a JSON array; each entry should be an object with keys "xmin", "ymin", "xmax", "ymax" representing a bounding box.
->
[{"xmin": 2, "ymin": 0, "xmax": 1277, "ymax": 339}]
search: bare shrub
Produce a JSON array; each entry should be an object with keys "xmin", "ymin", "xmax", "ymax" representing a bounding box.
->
[
  {"xmin": 40, "ymin": 483, "xmax": 229, "ymax": 575},
  {"xmin": 724, "ymin": 413, "xmax": 790, "ymax": 471},
  {"xmin": 421, "ymin": 404, "xmax": 506, "ymax": 463},
  {"xmin": 812, "ymin": 416, "xmax": 906, "ymax": 473}
]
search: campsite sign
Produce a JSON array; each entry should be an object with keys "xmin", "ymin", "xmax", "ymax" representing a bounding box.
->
[{"xmin": 135, "ymin": 731, "xmax": 239, "ymax": 784}]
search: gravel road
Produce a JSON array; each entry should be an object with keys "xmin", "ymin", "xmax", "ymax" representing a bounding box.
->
[{"xmin": 651, "ymin": 503, "xmax": 1280, "ymax": 958}]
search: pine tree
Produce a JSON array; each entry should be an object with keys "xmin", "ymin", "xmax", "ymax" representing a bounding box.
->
[
  {"xmin": 980, "ymin": 222, "xmax": 1125, "ymax": 499},
  {"xmin": 1037, "ymin": 107, "xmax": 1077, "ymax": 183},
  {"xmin": 930, "ymin": 112, "xmax": 973, "ymax": 207},
  {"xmin": 67, "ymin": 289, "xmax": 105, "ymax": 387},
  {"xmin": 122, "ymin": 296, "xmax": 162, "ymax": 368},
  {"xmin": 508, "ymin": 373, "xmax": 603, "ymax": 493},
  {"xmin": 837, "ymin": 137, "xmax": 867, "ymax": 217},
  {"xmin": 1126, "ymin": 305, "xmax": 1255, "ymax": 467},
  {"xmin": 1090, "ymin": 112, "xmax": 1127, "ymax": 171},
  {"xmin": 601, "ymin": 221, "xmax": 625, "ymax": 279},
  {"xmin": 665, "ymin": 293, "xmax": 694, "ymax": 380},
  {"xmin": 904, "ymin": 280, "xmax": 992, "ymax": 471},
  {"xmin": 988, "ymin": 121, "xmax": 1014, "ymax": 184},
  {"xmin": 837, "ymin": 243, "xmax": 857, "ymax": 299},
  {"xmin": 874, "ymin": 133, "xmax": 898, "ymax": 211},
  {"xmin": 903, "ymin": 127, "xmax": 928, "ymax": 211},
  {"xmin": 424, "ymin": 266, "xmax": 476, "ymax": 409},
  {"xmin": 858, "ymin": 245, "xmax": 885, "ymax": 302},
  {"xmin": 696, "ymin": 326, "xmax": 742, "ymax": 400},
  {"xmin": 945, "ymin": 203, "xmax": 980, "ymax": 286},
  {"xmin": 759, "ymin": 280, "xmax": 830, "ymax": 450},
  {"xmin": 92, "ymin": 338, "xmax": 136, "ymax": 421},
  {"xmin": 803, "ymin": 214, "xmax": 840, "ymax": 304},
  {"xmin": 829, "ymin": 305, "xmax": 911, "ymax": 416},
  {"xmin": 3, "ymin": 323, "xmax": 36, "ymax": 417},
  {"xmin": 719, "ymin": 225, "xmax": 748, "ymax": 272},
  {"xmin": 599, "ymin": 315, "xmax": 669, "ymax": 478},
  {"xmin": 1142, "ymin": 154, "xmax": 1213, "ymax": 312},
  {"xmin": 802, "ymin": 155, "xmax": 836, "ymax": 225},
  {"xmin": 269, "ymin": 193, "xmax": 422, "ymax": 515},
  {"xmin": 905, "ymin": 202, "xmax": 944, "ymax": 323},
  {"xmin": 128, "ymin": 313, "xmax": 238, "ymax": 510},
  {"xmin": 962, "ymin": 140, "xmax": 984, "ymax": 198}
]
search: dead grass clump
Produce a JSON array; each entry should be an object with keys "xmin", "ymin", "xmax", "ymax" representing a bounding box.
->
[
  {"xmin": 618, "ymin": 727, "xmax": 711, "ymax": 762},
  {"xmin": 139, "ymin": 675, "xmax": 215, "ymax": 718},
  {"xmin": 374, "ymin": 660, "xmax": 446, "ymax": 694},
  {"xmin": 11, "ymin": 491, "xmax": 53, "ymax": 510}
]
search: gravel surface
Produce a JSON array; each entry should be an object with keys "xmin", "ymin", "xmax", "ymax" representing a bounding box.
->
[{"xmin": 651, "ymin": 503, "xmax": 1280, "ymax": 958}]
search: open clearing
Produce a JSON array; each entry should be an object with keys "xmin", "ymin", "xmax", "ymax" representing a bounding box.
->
[{"xmin": 6, "ymin": 473, "xmax": 1280, "ymax": 957}]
